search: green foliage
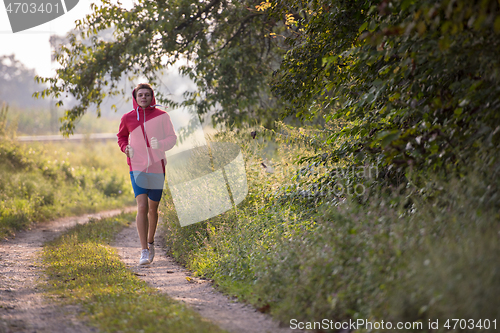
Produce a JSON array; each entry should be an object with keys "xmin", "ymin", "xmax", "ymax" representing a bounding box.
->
[
  {"xmin": 161, "ymin": 126, "xmax": 500, "ymax": 331},
  {"xmin": 36, "ymin": 0, "xmax": 285, "ymax": 134},
  {"xmin": 255, "ymin": 158, "xmax": 500, "ymax": 327},
  {"xmin": 268, "ymin": 0, "xmax": 500, "ymax": 177},
  {"xmin": 0, "ymin": 103, "xmax": 17, "ymax": 139},
  {"xmin": 0, "ymin": 103, "xmax": 7, "ymax": 137},
  {"xmin": 42, "ymin": 214, "xmax": 226, "ymax": 333}
]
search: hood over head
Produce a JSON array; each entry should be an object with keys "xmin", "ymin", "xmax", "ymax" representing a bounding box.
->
[
  {"xmin": 132, "ymin": 87, "xmax": 157, "ymax": 110},
  {"xmin": 132, "ymin": 86, "xmax": 161, "ymax": 121}
]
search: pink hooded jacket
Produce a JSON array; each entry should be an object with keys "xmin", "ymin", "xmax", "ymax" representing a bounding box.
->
[{"xmin": 117, "ymin": 88, "xmax": 177, "ymax": 174}]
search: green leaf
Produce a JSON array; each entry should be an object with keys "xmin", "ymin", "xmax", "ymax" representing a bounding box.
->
[
  {"xmin": 358, "ymin": 22, "xmax": 368, "ymax": 33},
  {"xmin": 494, "ymin": 16, "xmax": 500, "ymax": 34},
  {"xmin": 378, "ymin": 130, "xmax": 401, "ymax": 148},
  {"xmin": 401, "ymin": 0, "xmax": 414, "ymax": 11}
]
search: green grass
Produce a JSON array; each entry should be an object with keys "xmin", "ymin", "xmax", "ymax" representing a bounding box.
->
[
  {"xmin": 41, "ymin": 213, "xmax": 226, "ymax": 333},
  {"xmin": 159, "ymin": 125, "xmax": 321, "ymax": 308},
  {"xmin": 0, "ymin": 102, "xmax": 134, "ymax": 238},
  {"xmin": 0, "ymin": 138, "xmax": 135, "ymax": 239}
]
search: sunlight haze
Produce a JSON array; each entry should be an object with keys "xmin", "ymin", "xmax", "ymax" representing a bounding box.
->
[{"xmin": 0, "ymin": 0, "xmax": 135, "ymax": 78}]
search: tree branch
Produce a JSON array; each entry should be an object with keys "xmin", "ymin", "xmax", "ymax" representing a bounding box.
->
[
  {"xmin": 206, "ymin": 13, "xmax": 262, "ymax": 57},
  {"xmin": 174, "ymin": 0, "xmax": 222, "ymax": 31}
]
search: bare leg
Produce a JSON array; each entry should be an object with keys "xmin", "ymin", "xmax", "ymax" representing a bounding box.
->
[
  {"xmin": 135, "ymin": 194, "xmax": 149, "ymax": 250},
  {"xmin": 147, "ymin": 198, "xmax": 160, "ymax": 244}
]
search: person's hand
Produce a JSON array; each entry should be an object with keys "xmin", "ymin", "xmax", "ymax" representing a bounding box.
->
[
  {"xmin": 125, "ymin": 145, "xmax": 134, "ymax": 158},
  {"xmin": 150, "ymin": 137, "xmax": 158, "ymax": 149}
]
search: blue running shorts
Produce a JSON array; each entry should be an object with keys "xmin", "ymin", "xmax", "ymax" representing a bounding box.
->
[{"xmin": 129, "ymin": 171, "xmax": 165, "ymax": 202}]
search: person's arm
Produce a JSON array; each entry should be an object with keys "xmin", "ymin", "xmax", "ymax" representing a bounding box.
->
[
  {"xmin": 158, "ymin": 113, "xmax": 177, "ymax": 152},
  {"xmin": 117, "ymin": 115, "xmax": 130, "ymax": 153}
]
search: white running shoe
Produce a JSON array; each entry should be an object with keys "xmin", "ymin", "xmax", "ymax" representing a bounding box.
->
[
  {"xmin": 148, "ymin": 242, "xmax": 155, "ymax": 263},
  {"xmin": 139, "ymin": 249, "xmax": 150, "ymax": 265}
]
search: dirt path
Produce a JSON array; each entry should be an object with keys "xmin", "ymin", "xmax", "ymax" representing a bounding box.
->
[
  {"xmin": 0, "ymin": 208, "xmax": 134, "ymax": 333},
  {"xmin": 113, "ymin": 219, "xmax": 303, "ymax": 333},
  {"xmin": 1, "ymin": 210, "xmax": 303, "ymax": 333}
]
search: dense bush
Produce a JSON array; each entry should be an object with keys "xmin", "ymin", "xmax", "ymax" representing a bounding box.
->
[
  {"xmin": 270, "ymin": 0, "xmax": 500, "ymax": 181},
  {"xmin": 255, "ymin": 156, "xmax": 500, "ymax": 330}
]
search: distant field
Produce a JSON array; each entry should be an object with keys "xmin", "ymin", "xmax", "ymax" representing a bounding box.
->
[{"xmin": 6, "ymin": 104, "xmax": 121, "ymax": 136}]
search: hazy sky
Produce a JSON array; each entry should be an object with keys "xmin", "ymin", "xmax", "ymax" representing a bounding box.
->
[{"xmin": 0, "ymin": 0, "xmax": 134, "ymax": 78}]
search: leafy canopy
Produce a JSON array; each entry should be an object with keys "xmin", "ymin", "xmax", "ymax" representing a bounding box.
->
[
  {"xmin": 268, "ymin": 0, "xmax": 500, "ymax": 176},
  {"xmin": 36, "ymin": 0, "xmax": 283, "ymax": 135}
]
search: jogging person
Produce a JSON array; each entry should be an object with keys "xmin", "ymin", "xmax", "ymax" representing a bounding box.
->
[{"xmin": 117, "ymin": 83, "xmax": 177, "ymax": 265}]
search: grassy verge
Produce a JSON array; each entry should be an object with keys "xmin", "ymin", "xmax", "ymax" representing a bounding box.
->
[
  {"xmin": 160, "ymin": 126, "xmax": 500, "ymax": 332},
  {"xmin": 42, "ymin": 212, "xmax": 226, "ymax": 333},
  {"xmin": 0, "ymin": 138, "xmax": 135, "ymax": 239},
  {"xmin": 0, "ymin": 102, "xmax": 134, "ymax": 239}
]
